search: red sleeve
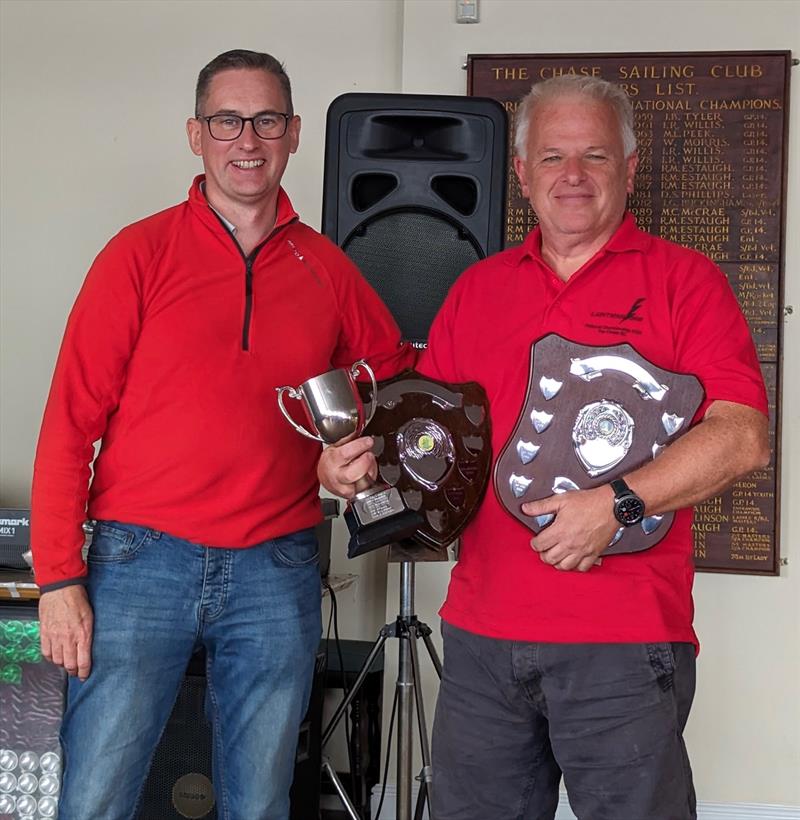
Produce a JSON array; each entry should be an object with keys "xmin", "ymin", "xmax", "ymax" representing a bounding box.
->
[
  {"xmin": 669, "ymin": 251, "xmax": 768, "ymax": 418},
  {"xmin": 31, "ymin": 231, "xmax": 146, "ymax": 588}
]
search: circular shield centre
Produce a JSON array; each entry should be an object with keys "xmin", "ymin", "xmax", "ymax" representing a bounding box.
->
[
  {"xmin": 572, "ymin": 400, "xmax": 634, "ymax": 477},
  {"xmin": 397, "ymin": 418, "xmax": 455, "ymax": 491}
]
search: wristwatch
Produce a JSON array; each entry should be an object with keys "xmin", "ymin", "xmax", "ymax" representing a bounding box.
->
[{"xmin": 610, "ymin": 478, "xmax": 645, "ymax": 527}]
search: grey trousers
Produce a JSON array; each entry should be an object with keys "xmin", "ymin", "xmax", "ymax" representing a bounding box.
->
[{"xmin": 431, "ymin": 623, "xmax": 697, "ymax": 820}]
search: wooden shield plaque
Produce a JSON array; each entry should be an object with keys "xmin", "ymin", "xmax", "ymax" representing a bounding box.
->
[
  {"xmin": 495, "ymin": 334, "xmax": 704, "ymax": 555},
  {"xmin": 361, "ymin": 371, "xmax": 492, "ymax": 555}
]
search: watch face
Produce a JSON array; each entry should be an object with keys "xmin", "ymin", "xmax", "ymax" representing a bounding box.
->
[{"xmin": 615, "ymin": 495, "xmax": 645, "ymax": 526}]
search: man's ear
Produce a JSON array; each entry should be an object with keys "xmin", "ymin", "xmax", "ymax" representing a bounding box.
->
[
  {"xmin": 187, "ymin": 118, "xmax": 203, "ymax": 157},
  {"xmin": 625, "ymin": 151, "xmax": 639, "ymax": 195},
  {"xmin": 513, "ymin": 155, "xmax": 530, "ymax": 199},
  {"xmin": 287, "ymin": 115, "xmax": 301, "ymax": 155}
]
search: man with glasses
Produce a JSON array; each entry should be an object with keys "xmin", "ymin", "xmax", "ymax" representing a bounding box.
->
[{"xmin": 31, "ymin": 49, "xmax": 413, "ymax": 819}]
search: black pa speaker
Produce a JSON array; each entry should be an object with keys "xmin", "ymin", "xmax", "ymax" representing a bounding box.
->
[
  {"xmin": 322, "ymin": 93, "xmax": 508, "ymax": 345},
  {"xmin": 136, "ymin": 648, "xmax": 326, "ymax": 820}
]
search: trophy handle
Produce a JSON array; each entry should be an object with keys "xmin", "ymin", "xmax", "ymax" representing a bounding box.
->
[
  {"xmin": 275, "ymin": 385, "xmax": 324, "ymax": 442},
  {"xmin": 350, "ymin": 359, "xmax": 378, "ymax": 428}
]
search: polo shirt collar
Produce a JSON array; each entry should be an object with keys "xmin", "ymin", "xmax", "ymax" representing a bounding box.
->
[
  {"xmin": 513, "ymin": 211, "xmax": 650, "ymax": 267},
  {"xmin": 604, "ymin": 212, "xmax": 652, "ymax": 254}
]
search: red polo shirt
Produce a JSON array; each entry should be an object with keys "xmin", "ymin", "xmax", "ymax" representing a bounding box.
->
[{"xmin": 419, "ymin": 213, "xmax": 767, "ymax": 645}]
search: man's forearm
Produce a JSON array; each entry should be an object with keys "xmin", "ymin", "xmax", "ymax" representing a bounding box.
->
[
  {"xmin": 625, "ymin": 400, "xmax": 770, "ymax": 516},
  {"xmin": 520, "ymin": 400, "xmax": 770, "ymax": 571}
]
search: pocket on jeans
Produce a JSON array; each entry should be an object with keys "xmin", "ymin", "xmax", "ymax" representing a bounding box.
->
[
  {"xmin": 272, "ymin": 528, "xmax": 319, "ymax": 568},
  {"xmin": 646, "ymin": 642, "xmax": 676, "ymax": 692},
  {"xmin": 88, "ymin": 521, "xmax": 152, "ymax": 564}
]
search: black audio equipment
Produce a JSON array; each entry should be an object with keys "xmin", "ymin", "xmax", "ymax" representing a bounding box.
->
[
  {"xmin": 136, "ymin": 649, "xmax": 326, "ymax": 820},
  {"xmin": 0, "ymin": 508, "xmax": 31, "ymax": 570},
  {"xmin": 316, "ymin": 497, "xmax": 339, "ymax": 578},
  {"xmin": 137, "ymin": 655, "xmax": 215, "ymax": 820},
  {"xmin": 322, "ymin": 93, "xmax": 508, "ymax": 345}
]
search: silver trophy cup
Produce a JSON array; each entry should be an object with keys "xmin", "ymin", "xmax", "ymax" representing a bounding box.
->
[
  {"xmin": 276, "ymin": 359, "xmax": 378, "ymax": 444},
  {"xmin": 276, "ymin": 360, "xmax": 422, "ymax": 557}
]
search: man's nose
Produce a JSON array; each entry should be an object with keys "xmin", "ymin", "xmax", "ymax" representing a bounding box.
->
[
  {"xmin": 236, "ymin": 120, "xmax": 259, "ymax": 148},
  {"xmin": 562, "ymin": 157, "xmax": 585, "ymax": 184}
]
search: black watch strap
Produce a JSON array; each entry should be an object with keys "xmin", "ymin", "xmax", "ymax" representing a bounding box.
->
[{"xmin": 610, "ymin": 478, "xmax": 631, "ymax": 497}]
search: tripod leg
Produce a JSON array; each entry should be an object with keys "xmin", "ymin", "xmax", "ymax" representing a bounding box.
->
[
  {"xmin": 322, "ymin": 757, "xmax": 362, "ymax": 820},
  {"xmin": 397, "ymin": 625, "xmax": 414, "ymax": 820},
  {"xmin": 418, "ymin": 624, "xmax": 443, "ymax": 680},
  {"xmin": 408, "ymin": 625, "xmax": 434, "ymax": 814},
  {"xmin": 322, "ymin": 630, "xmax": 390, "ymax": 747},
  {"xmin": 413, "ymin": 782, "xmax": 428, "ymax": 820}
]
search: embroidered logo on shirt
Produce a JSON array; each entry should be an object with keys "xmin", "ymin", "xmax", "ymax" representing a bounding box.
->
[
  {"xmin": 286, "ymin": 238, "xmax": 304, "ymax": 261},
  {"xmin": 620, "ymin": 297, "xmax": 646, "ymax": 322},
  {"xmin": 286, "ymin": 238, "xmax": 323, "ymax": 286},
  {"xmin": 586, "ymin": 297, "xmax": 646, "ymax": 337}
]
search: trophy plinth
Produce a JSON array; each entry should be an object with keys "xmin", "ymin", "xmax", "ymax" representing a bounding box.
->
[
  {"xmin": 345, "ymin": 482, "xmax": 422, "ymax": 556},
  {"xmin": 277, "ymin": 360, "xmax": 422, "ymax": 558}
]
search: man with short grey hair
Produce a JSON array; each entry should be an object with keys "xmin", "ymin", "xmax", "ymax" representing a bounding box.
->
[{"xmin": 319, "ymin": 75, "xmax": 769, "ymax": 819}]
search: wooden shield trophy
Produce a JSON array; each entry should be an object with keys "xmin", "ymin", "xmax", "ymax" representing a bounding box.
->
[
  {"xmin": 495, "ymin": 334, "xmax": 704, "ymax": 555},
  {"xmin": 362, "ymin": 371, "xmax": 492, "ymax": 561}
]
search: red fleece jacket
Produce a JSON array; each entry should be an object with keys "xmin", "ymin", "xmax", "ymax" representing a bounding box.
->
[{"xmin": 32, "ymin": 177, "xmax": 415, "ymax": 589}]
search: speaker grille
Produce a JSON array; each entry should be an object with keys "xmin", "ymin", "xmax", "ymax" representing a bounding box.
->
[
  {"xmin": 137, "ymin": 675, "xmax": 215, "ymax": 819},
  {"xmin": 137, "ymin": 650, "xmax": 326, "ymax": 820},
  {"xmin": 344, "ymin": 210, "xmax": 482, "ymax": 344}
]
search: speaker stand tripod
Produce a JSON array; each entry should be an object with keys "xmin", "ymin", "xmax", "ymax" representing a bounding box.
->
[{"xmin": 322, "ymin": 561, "xmax": 442, "ymax": 820}]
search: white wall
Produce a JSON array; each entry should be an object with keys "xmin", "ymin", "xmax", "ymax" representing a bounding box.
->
[{"xmin": 1, "ymin": 0, "xmax": 798, "ymax": 811}]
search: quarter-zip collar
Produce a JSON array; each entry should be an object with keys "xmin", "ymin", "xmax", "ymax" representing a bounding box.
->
[
  {"xmin": 200, "ymin": 181, "xmax": 237, "ymax": 235},
  {"xmin": 188, "ymin": 174, "xmax": 300, "ymax": 351},
  {"xmin": 187, "ymin": 174, "xmax": 299, "ymax": 240}
]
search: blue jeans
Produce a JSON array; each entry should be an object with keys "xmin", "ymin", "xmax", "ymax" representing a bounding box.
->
[{"xmin": 57, "ymin": 521, "xmax": 322, "ymax": 820}]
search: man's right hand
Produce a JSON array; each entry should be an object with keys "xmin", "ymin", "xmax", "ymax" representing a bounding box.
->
[
  {"xmin": 317, "ymin": 436, "xmax": 378, "ymax": 498},
  {"xmin": 39, "ymin": 584, "xmax": 94, "ymax": 680}
]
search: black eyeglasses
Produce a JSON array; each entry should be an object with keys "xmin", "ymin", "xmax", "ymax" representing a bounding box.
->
[{"xmin": 200, "ymin": 112, "xmax": 291, "ymax": 141}]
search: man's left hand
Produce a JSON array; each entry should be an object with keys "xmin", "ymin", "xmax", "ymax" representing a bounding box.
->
[
  {"xmin": 521, "ymin": 485, "xmax": 618, "ymax": 572},
  {"xmin": 317, "ymin": 436, "xmax": 378, "ymax": 499}
]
